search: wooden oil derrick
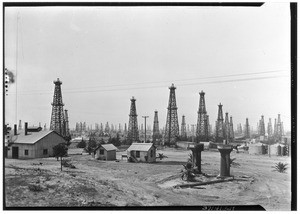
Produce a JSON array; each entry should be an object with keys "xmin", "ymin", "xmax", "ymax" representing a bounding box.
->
[
  {"xmin": 164, "ymin": 84, "xmax": 179, "ymax": 146},
  {"xmin": 127, "ymin": 96, "xmax": 139, "ymax": 143},
  {"xmin": 50, "ymin": 78, "xmax": 65, "ymax": 136},
  {"xmin": 181, "ymin": 115, "xmax": 187, "ymax": 140},
  {"xmin": 215, "ymin": 103, "xmax": 224, "ymax": 143},
  {"xmin": 152, "ymin": 110, "xmax": 160, "ymax": 144},
  {"xmin": 196, "ymin": 91, "xmax": 209, "ymax": 142}
]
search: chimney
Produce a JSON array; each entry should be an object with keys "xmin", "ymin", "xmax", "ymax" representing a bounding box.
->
[
  {"xmin": 25, "ymin": 122, "xmax": 28, "ymax": 135},
  {"xmin": 14, "ymin": 124, "xmax": 17, "ymax": 135}
]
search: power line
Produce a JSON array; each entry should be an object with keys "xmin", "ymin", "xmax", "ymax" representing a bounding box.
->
[
  {"xmin": 13, "ymin": 69, "xmax": 287, "ymax": 94},
  {"xmin": 10, "ymin": 74, "xmax": 288, "ymax": 95}
]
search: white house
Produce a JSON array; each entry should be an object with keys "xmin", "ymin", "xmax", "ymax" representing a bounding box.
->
[{"xmin": 127, "ymin": 143, "xmax": 156, "ymax": 163}]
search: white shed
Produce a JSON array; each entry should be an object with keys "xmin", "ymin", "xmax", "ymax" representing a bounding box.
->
[{"xmin": 127, "ymin": 143, "xmax": 156, "ymax": 163}]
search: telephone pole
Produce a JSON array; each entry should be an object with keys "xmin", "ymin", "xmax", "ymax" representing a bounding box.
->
[{"xmin": 142, "ymin": 116, "xmax": 149, "ymax": 143}]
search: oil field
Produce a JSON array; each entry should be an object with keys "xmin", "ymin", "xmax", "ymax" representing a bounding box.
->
[{"xmin": 4, "ymin": 2, "xmax": 294, "ymax": 211}]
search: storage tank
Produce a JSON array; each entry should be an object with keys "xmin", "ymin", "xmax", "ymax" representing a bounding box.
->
[{"xmin": 270, "ymin": 143, "xmax": 281, "ymax": 156}]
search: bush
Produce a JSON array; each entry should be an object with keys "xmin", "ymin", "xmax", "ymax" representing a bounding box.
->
[
  {"xmin": 28, "ymin": 184, "xmax": 43, "ymax": 192},
  {"xmin": 61, "ymin": 159, "xmax": 76, "ymax": 169},
  {"xmin": 272, "ymin": 162, "xmax": 288, "ymax": 173}
]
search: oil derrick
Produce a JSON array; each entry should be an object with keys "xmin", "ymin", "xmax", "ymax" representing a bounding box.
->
[
  {"xmin": 196, "ymin": 91, "xmax": 209, "ymax": 142},
  {"xmin": 64, "ymin": 109, "xmax": 71, "ymax": 141},
  {"xmin": 152, "ymin": 110, "xmax": 160, "ymax": 144},
  {"xmin": 224, "ymin": 112, "xmax": 230, "ymax": 143},
  {"xmin": 275, "ymin": 114, "xmax": 283, "ymax": 141},
  {"xmin": 18, "ymin": 120, "xmax": 22, "ymax": 130},
  {"xmin": 215, "ymin": 103, "xmax": 224, "ymax": 143},
  {"xmin": 100, "ymin": 123, "xmax": 103, "ymax": 133},
  {"xmin": 124, "ymin": 123, "xmax": 127, "ymax": 134},
  {"xmin": 180, "ymin": 115, "xmax": 187, "ymax": 140},
  {"xmin": 50, "ymin": 78, "xmax": 65, "ymax": 136},
  {"xmin": 273, "ymin": 118, "xmax": 277, "ymax": 137},
  {"xmin": 267, "ymin": 118, "xmax": 273, "ymax": 138},
  {"xmin": 244, "ymin": 118, "xmax": 250, "ymax": 138},
  {"xmin": 259, "ymin": 115, "xmax": 265, "ymax": 136},
  {"xmin": 229, "ymin": 116, "xmax": 234, "ymax": 142},
  {"xmin": 118, "ymin": 123, "xmax": 122, "ymax": 133},
  {"xmin": 164, "ymin": 84, "xmax": 179, "ymax": 146},
  {"xmin": 105, "ymin": 122, "xmax": 110, "ymax": 134},
  {"xmin": 206, "ymin": 115, "xmax": 211, "ymax": 137},
  {"xmin": 127, "ymin": 96, "xmax": 139, "ymax": 143}
]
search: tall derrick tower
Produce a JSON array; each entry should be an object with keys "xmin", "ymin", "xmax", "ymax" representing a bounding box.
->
[
  {"xmin": 267, "ymin": 118, "xmax": 273, "ymax": 138},
  {"xmin": 164, "ymin": 84, "xmax": 179, "ymax": 146},
  {"xmin": 64, "ymin": 109, "xmax": 71, "ymax": 141},
  {"xmin": 180, "ymin": 115, "xmax": 187, "ymax": 140},
  {"xmin": 196, "ymin": 91, "xmax": 209, "ymax": 142},
  {"xmin": 127, "ymin": 96, "xmax": 139, "ymax": 143},
  {"xmin": 276, "ymin": 114, "xmax": 283, "ymax": 141},
  {"xmin": 259, "ymin": 115, "xmax": 265, "ymax": 136},
  {"xmin": 244, "ymin": 118, "xmax": 250, "ymax": 138},
  {"xmin": 229, "ymin": 116, "xmax": 234, "ymax": 142},
  {"xmin": 152, "ymin": 110, "xmax": 160, "ymax": 144},
  {"xmin": 206, "ymin": 115, "xmax": 211, "ymax": 137},
  {"xmin": 224, "ymin": 112, "xmax": 230, "ymax": 142},
  {"xmin": 273, "ymin": 118, "xmax": 277, "ymax": 137},
  {"xmin": 215, "ymin": 103, "xmax": 224, "ymax": 143},
  {"xmin": 50, "ymin": 78, "xmax": 65, "ymax": 136}
]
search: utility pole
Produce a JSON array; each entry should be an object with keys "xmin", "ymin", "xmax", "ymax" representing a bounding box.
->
[{"xmin": 142, "ymin": 116, "xmax": 149, "ymax": 143}]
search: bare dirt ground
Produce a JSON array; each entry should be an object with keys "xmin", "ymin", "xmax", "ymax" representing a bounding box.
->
[{"xmin": 4, "ymin": 148, "xmax": 291, "ymax": 210}]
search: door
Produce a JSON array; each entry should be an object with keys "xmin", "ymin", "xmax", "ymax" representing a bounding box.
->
[{"xmin": 12, "ymin": 147, "xmax": 19, "ymax": 159}]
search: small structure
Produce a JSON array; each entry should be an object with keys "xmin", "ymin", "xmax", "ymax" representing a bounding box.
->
[
  {"xmin": 248, "ymin": 142, "xmax": 266, "ymax": 155},
  {"xmin": 6, "ymin": 123, "xmax": 66, "ymax": 159},
  {"xmin": 270, "ymin": 143, "xmax": 282, "ymax": 156},
  {"xmin": 189, "ymin": 143, "xmax": 204, "ymax": 173},
  {"xmin": 127, "ymin": 143, "xmax": 156, "ymax": 163},
  {"xmin": 217, "ymin": 144, "xmax": 233, "ymax": 177},
  {"xmin": 94, "ymin": 144, "xmax": 117, "ymax": 160}
]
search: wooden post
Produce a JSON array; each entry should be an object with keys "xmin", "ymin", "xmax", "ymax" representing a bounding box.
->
[{"xmin": 61, "ymin": 156, "xmax": 62, "ymax": 171}]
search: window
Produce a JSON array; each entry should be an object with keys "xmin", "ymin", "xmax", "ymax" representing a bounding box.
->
[
  {"xmin": 24, "ymin": 150, "xmax": 29, "ymax": 156},
  {"xmin": 100, "ymin": 149, "xmax": 104, "ymax": 155},
  {"xmin": 136, "ymin": 151, "xmax": 140, "ymax": 158},
  {"xmin": 43, "ymin": 149, "xmax": 48, "ymax": 155}
]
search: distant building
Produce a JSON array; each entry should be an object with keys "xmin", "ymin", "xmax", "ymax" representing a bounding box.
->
[
  {"xmin": 5, "ymin": 128, "xmax": 66, "ymax": 159},
  {"xmin": 127, "ymin": 143, "xmax": 156, "ymax": 163},
  {"xmin": 94, "ymin": 144, "xmax": 118, "ymax": 161}
]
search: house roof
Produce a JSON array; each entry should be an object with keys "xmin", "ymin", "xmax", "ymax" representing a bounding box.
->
[
  {"xmin": 127, "ymin": 143, "xmax": 154, "ymax": 152},
  {"xmin": 11, "ymin": 130, "xmax": 64, "ymax": 144},
  {"xmin": 95, "ymin": 144, "xmax": 118, "ymax": 151},
  {"xmin": 101, "ymin": 144, "xmax": 118, "ymax": 151}
]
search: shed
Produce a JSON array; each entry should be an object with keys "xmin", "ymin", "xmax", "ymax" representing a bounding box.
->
[
  {"xmin": 127, "ymin": 143, "xmax": 156, "ymax": 163},
  {"xmin": 6, "ymin": 130, "xmax": 66, "ymax": 159},
  {"xmin": 270, "ymin": 143, "xmax": 282, "ymax": 156},
  {"xmin": 248, "ymin": 142, "xmax": 266, "ymax": 155},
  {"xmin": 94, "ymin": 144, "xmax": 117, "ymax": 160}
]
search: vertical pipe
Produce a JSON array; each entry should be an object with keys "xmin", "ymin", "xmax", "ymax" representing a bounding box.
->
[
  {"xmin": 14, "ymin": 124, "xmax": 17, "ymax": 135},
  {"xmin": 25, "ymin": 122, "xmax": 28, "ymax": 135}
]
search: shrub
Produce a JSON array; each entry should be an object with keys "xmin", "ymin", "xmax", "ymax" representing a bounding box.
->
[
  {"xmin": 181, "ymin": 162, "xmax": 196, "ymax": 182},
  {"xmin": 272, "ymin": 162, "xmax": 288, "ymax": 173},
  {"xmin": 61, "ymin": 159, "xmax": 76, "ymax": 169},
  {"xmin": 28, "ymin": 184, "xmax": 43, "ymax": 192}
]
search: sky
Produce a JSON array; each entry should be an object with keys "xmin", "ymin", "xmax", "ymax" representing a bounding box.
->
[{"xmin": 4, "ymin": 3, "xmax": 291, "ymax": 132}]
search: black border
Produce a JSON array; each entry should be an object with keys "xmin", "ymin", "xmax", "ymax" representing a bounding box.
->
[
  {"xmin": 3, "ymin": 1, "xmax": 296, "ymax": 211},
  {"xmin": 290, "ymin": 2, "xmax": 297, "ymax": 211}
]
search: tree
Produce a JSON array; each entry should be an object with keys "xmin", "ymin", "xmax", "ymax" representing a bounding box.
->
[
  {"xmin": 85, "ymin": 138, "xmax": 97, "ymax": 155},
  {"xmin": 53, "ymin": 143, "xmax": 68, "ymax": 171}
]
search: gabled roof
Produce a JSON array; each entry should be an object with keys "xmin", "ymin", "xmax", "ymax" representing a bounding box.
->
[
  {"xmin": 127, "ymin": 143, "xmax": 154, "ymax": 152},
  {"xmin": 95, "ymin": 144, "xmax": 118, "ymax": 151},
  {"xmin": 12, "ymin": 130, "xmax": 64, "ymax": 144},
  {"xmin": 101, "ymin": 144, "xmax": 118, "ymax": 151}
]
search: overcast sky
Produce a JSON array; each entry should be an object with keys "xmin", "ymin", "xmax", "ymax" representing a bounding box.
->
[{"xmin": 4, "ymin": 3, "xmax": 291, "ymax": 132}]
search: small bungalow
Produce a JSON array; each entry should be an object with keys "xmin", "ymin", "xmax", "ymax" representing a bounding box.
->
[
  {"xmin": 94, "ymin": 144, "xmax": 118, "ymax": 160},
  {"xmin": 127, "ymin": 143, "xmax": 156, "ymax": 163},
  {"xmin": 5, "ymin": 124, "xmax": 66, "ymax": 159}
]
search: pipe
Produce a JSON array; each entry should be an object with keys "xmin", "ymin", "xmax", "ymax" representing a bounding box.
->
[
  {"xmin": 174, "ymin": 177, "xmax": 234, "ymax": 188},
  {"xmin": 14, "ymin": 124, "xmax": 17, "ymax": 135},
  {"xmin": 25, "ymin": 122, "xmax": 28, "ymax": 135}
]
